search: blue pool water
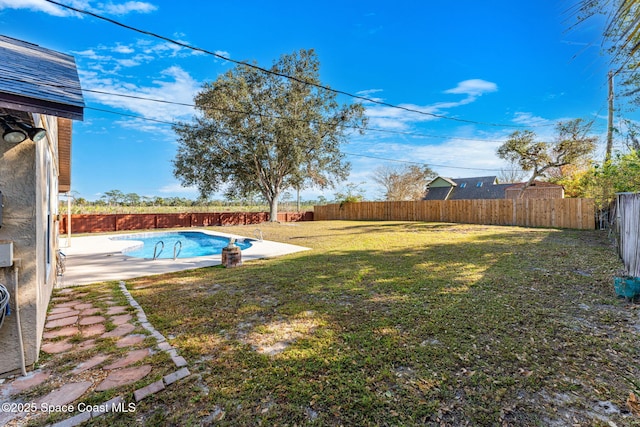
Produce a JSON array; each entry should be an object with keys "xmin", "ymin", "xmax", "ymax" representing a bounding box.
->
[{"xmin": 112, "ymin": 231, "xmax": 252, "ymax": 259}]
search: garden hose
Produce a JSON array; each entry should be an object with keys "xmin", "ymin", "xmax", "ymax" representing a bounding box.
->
[{"xmin": 0, "ymin": 283, "xmax": 9, "ymax": 330}]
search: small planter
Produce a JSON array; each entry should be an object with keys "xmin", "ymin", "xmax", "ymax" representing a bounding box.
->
[
  {"xmin": 221, "ymin": 244, "xmax": 242, "ymax": 268},
  {"xmin": 614, "ymin": 276, "xmax": 640, "ymax": 299}
]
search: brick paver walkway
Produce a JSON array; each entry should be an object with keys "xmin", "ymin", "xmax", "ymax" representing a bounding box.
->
[{"xmin": 0, "ymin": 281, "xmax": 190, "ymax": 426}]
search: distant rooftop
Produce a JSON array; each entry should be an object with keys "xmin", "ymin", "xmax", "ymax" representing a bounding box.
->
[
  {"xmin": 425, "ymin": 176, "xmax": 511, "ymax": 200},
  {"xmin": 0, "ymin": 35, "xmax": 84, "ymax": 120}
]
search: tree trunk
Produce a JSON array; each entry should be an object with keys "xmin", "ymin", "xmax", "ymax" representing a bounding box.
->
[
  {"xmin": 518, "ymin": 173, "xmax": 539, "ymax": 198},
  {"xmin": 269, "ymin": 198, "xmax": 279, "ymax": 222}
]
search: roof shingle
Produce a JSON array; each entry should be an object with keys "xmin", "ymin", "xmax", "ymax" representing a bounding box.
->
[{"xmin": 0, "ymin": 35, "xmax": 84, "ymax": 120}]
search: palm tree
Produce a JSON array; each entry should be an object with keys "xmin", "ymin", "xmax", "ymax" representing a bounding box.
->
[
  {"xmin": 579, "ymin": 0, "xmax": 640, "ymax": 78},
  {"xmin": 607, "ymin": 0, "xmax": 640, "ymax": 61}
]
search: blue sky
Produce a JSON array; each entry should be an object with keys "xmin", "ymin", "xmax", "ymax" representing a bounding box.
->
[{"xmin": 0, "ymin": 0, "xmax": 626, "ymax": 201}]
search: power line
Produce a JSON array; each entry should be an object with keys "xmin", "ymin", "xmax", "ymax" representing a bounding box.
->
[
  {"xmin": 82, "ymin": 87, "xmax": 509, "ymax": 142},
  {"xmin": 85, "ymin": 105, "xmax": 520, "ymax": 172},
  {"xmin": 86, "ymin": 106, "xmax": 176, "ymax": 125},
  {"xmin": 8, "ymin": 72, "xmax": 615, "ymax": 145},
  {"xmin": 343, "ymin": 152, "xmax": 521, "ymax": 172},
  {"xmin": 78, "ymin": 83, "xmax": 610, "ymax": 139},
  {"xmin": 43, "ymin": 0, "xmax": 544, "ymax": 129},
  {"xmin": 1, "ymin": 74, "xmax": 514, "ymax": 142}
]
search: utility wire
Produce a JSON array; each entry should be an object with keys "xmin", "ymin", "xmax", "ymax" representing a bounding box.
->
[
  {"xmin": 0, "ymin": 75, "xmax": 514, "ymax": 141},
  {"xmin": 2, "ymin": 73, "xmax": 607, "ymax": 142},
  {"xmin": 342, "ymin": 152, "xmax": 522, "ymax": 172},
  {"xmin": 14, "ymin": 73, "xmax": 608, "ymax": 142},
  {"xmin": 7, "ymin": 74, "xmax": 614, "ymax": 141},
  {"xmin": 43, "ymin": 0, "xmax": 546, "ymax": 129},
  {"xmin": 86, "ymin": 105, "xmax": 522, "ymax": 172}
]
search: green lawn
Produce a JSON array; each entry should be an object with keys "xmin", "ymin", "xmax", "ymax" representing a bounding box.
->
[{"xmin": 113, "ymin": 221, "xmax": 637, "ymax": 426}]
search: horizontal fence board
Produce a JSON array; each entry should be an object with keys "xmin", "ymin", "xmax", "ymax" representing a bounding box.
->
[
  {"xmin": 60, "ymin": 211, "xmax": 313, "ymax": 234},
  {"xmin": 314, "ymin": 199, "xmax": 595, "ymax": 230}
]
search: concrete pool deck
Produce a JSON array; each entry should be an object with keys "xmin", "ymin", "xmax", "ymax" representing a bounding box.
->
[{"xmin": 57, "ymin": 229, "xmax": 311, "ymax": 287}]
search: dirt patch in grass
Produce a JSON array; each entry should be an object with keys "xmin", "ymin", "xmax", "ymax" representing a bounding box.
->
[{"xmin": 125, "ymin": 221, "xmax": 640, "ymax": 426}]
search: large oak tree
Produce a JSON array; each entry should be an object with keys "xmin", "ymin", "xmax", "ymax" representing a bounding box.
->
[{"xmin": 173, "ymin": 49, "xmax": 366, "ymax": 221}]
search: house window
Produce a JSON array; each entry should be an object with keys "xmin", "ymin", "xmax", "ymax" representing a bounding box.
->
[
  {"xmin": 476, "ymin": 182, "xmax": 483, "ymax": 187},
  {"xmin": 459, "ymin": 183, "xmax": 467, "ymax": 188}
]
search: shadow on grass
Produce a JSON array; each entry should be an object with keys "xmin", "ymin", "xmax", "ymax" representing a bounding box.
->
[{"xmin": 125, "ymin": 224, "xmax": 634, "ymax": 426}]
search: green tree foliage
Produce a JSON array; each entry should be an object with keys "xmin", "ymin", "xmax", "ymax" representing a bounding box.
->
[
  {"xmin": 334, "ymin": 182, "xmax": 366, "ymax": 205},
  {"xmin": 172, "ymin": 49, "xmax": 366, "ymax": 221},
  {"xmin": 101, "ymin": 189, "xmax": 125, "ymax": 206},
  {"xmin": 496, "ymin": 119, "xmax": 597, "ymax": 197},
  {"xmin": 582, "ymin": 150, "xmax": 640, "ymax": 208},
  {"xmin": 547, "ymin": 164, "xmax": 592, "ymax": 198},
  {"xmin": 372, "ymin": 164, "xmax": 437, "ymax": 200}
]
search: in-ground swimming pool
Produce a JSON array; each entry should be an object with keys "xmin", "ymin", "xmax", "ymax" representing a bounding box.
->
[{"xmin": 111, "ymin": 231, "xmax": 252, "ymax": 259}]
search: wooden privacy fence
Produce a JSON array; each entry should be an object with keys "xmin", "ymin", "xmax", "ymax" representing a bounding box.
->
[
  {"xmin": 59, "ymin": 211, "xmax": 313, "ymax": 234},
  {"xmin": 314, "ymin": 199, "xmax": 595, "ymax": 230},
  {"xmin": 616, "ymin": 193, "xmax": 640, "ymax": 276}
]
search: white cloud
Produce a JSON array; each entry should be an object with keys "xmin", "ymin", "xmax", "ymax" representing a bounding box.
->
[
  {"xmin": 0, "ymin": 0, "xmax": 78, "ymax": 16},
  {"xmin": 361, "ymin": 135, "xmax": 508, "ymax": 177},
  {"xmin": 116, "ymin": 58, "xmax": 141, "ymax": 67},
  {"xmin": 75, "ymin": 39, "xmax": 205, "ymax": 71},
  {"xmin": 101, "ymin": 1, "xmax": 157, "ymax": 15},
  {"xmin": 73, "ymin": 49, "xmax": 113, "ymax": 61},
  {"xmin": 80, "ymin": 65, "xmax": 199, "ymax": 126},
  {"xmin": 361, "ymin": 79, "xmax": 498, "ymax": 131},
  {"xmin": 0, "ymin": 0, "xmax": 157, "ymax": 17},
  {"xmin": 511, "ymin": 112, "xmax": 553, "ymax": 127},
  {"xmin": 356, "ymin": 88, "xmax": 384, "ymax": 103},
  {"xmin": 444, "ymin": 79, "xmax": 498, "ymax": 97},
  {"xmin": 113, "ymin": 44, "xmax": 135, "ymax": 54},
  {"xmin": 158, "ymin": 182, "xmax": 198, "ymax": 195}
]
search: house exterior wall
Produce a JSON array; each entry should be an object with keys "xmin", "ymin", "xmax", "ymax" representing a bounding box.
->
[
  {"xmin": 428, "ymin": 177, "xmax": 455, "ymax": 188},
  {"xmin": 0, "ymin": 113, "xmax": 59, "ymax": 377}
]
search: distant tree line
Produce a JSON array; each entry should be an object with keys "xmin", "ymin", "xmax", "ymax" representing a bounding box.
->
[{"xmin": 62, "ymin": 189, "xmax": 329, "ymax": 214}]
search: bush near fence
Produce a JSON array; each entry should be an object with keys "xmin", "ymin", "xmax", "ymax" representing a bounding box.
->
[
  {"xmin": 314, "ymin": 199, "xmax": 596, "ymax": 230},
  {"xmin": 59, "ymin": 211, "xmax": 313, "ymax": 234}
]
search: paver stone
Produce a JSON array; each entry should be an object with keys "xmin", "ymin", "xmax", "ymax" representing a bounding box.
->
[
  {"xmin": 36, "ymin": 381, "xmax": 92, "ymax": 408},
  {"xmin": 103, "ymin": 348, "xmax": 150, "ymax": 370},
  {"xmin": 95, "ymin": 365, "xmax": 152, "ymax": 391},
  {"xmin": 43, "ymin": 326, "xmax": 79, "ymax": 339},
  {"xmin": 45, "ymin": 316, "xmax": 78, "ymax": 329},
  {"xmin": 79, "ymin": 315, "xmax": 105, "ymax": 326},
  {"xmin": 41, "ymin": 340, "xmax": 73, "ymax": 354},
  {"xmin": 101, "ymin": 323, "xmax": 135, "ymax": 338}
]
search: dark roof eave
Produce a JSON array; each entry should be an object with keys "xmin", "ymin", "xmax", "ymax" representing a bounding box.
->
[{"xmin": 0, "ymin": 93, "xmax": 83, "ymax": 121}]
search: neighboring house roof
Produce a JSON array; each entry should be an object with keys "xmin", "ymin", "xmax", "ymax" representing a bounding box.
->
[
  {"xmin": 423, "ymin": 186, "xmax": 453, "ymax": 200},
  {"xmin": 426, "ymin": 176, "xmax": 458, "ymax": 188},
  {"xmin": 425, "ymin": 176, "xmax": 511, "ymax": 200},
  {"xmin": 0, "ymin": 35, "xmax": 84, "ymax": 120},
  {"xmin": 425, "ymin": 175, "xmax": 565, "ymax": 200}
]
